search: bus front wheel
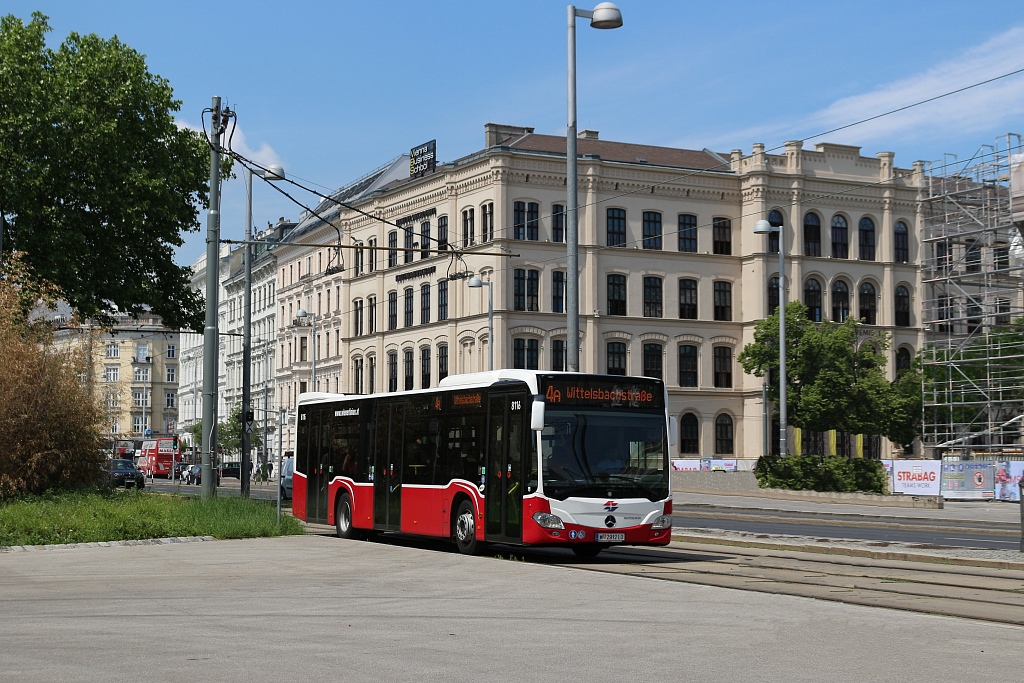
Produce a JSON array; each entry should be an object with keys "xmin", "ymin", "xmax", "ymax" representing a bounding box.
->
[
  {"xmin": 335, "ymin": 493, "xmax": 355, "ymax": 540},
  {"xmin": 453, "ymin": 500, "xmax": 481, "ymax": 555}
]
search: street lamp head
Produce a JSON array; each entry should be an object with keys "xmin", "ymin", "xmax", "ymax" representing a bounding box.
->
[
  {"xmin": 753, "ymin": 219, "xmax": 779, "ymax": 234},
  {"xmin": 263, "ymin": 164, "xmax": 285, "ymax": 182},
  {"xmin": 296, "ymin": 308, "xmax": 308, "ymax": 318},
  {"xmin": 467, "ymin": 276, "xmax": 484, "ymax": 288},
  {"xmin": 589, "ymin": 2, "xmax": 623, "ymax": 29}
]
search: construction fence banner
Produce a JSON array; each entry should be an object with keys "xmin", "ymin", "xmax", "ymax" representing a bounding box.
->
[
  {"xmin": 670, "ymin": 459, "xmax": 738, "ymax": 472},
  {"xmin": 890, "ymin": 460, "xmax": 942, "ymax": 496},
  {"xmin": 940, "ymin": 461, "xmax": 995, "ymax": 500},
  {"xmin": 994, "ymin": 461, "xmax": 1024, "ymax": 502},
  {"xmin": 671, "ymin": 459, "xmax": 702, "ymax": 471}
]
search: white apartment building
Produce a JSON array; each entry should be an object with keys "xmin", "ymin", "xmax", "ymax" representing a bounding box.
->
[{"xmin": 271, "ymin": 123, "xmax": 923, "ymax": 461}]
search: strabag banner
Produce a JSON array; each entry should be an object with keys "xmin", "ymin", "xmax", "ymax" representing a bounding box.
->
[
  {"xmin": 940, "ymin": 461, "xmax": 995, "ymax": 500},
  {"xmin": 994, "ymin": 461, "xmax": 1024, "ymax": 502},
  {"xmin": 890, "ymin": 460, "xmax": 941, "ymax": 495}
]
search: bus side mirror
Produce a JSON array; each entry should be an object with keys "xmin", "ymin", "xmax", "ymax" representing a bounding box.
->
[
  {"xmin": 668, "ymin": 416, "xmax": 678, "ymax": 447},
  {"xmin": 531, "ymin": 396, "xmax": 545, "ymax": 432}
]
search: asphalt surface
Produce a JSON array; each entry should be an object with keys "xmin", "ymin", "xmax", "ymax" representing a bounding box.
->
[{"xmin": 3, "ymin": 535, "xmax": 1022, "ymax": 683}]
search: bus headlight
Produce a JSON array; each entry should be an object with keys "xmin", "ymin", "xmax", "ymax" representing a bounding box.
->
[
  {"xmin": 532, "ymin": 512, "xmax": 565, "ymax": 529},
  {"xmin": 651, "ymin": 515, "xmax": 672, "ymax": 530}
]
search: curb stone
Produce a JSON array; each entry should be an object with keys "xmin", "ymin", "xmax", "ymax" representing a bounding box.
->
[{"xmin": 1, "ymin": 536, "xmax": 216, "ymax": 554}]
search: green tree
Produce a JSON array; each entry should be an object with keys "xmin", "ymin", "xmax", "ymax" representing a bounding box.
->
[
  {"xmin": 0, "ymin": 12, "xmax": 211, "ymax": 331},
  {"xmin": 219, "ymin": 404, "xmax": 261, "ymax": 458},
  {"xmin": 739, "ymin": 301, "xmax": 920, "ymax": 446}
]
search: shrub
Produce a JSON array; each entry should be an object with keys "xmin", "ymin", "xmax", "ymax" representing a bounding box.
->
[{"xmin": 754, "ymin": 453, "xmax": 887, "ymax": 494}]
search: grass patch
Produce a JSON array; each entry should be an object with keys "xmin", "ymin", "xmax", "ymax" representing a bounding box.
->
[{"xmin": 0, "ymin": 490, "xmax": 305, "ymax": 546}]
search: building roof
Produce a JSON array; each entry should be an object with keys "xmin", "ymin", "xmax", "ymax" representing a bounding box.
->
[{"xmin": 506, "ymin": 133, "xmax": 729, "ymax": 172}]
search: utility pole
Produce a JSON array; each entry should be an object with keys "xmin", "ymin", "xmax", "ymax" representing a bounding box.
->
[
  {"xmin": 241, "ymin": 167, "xmax": 253, "ymax": 498},
  {"xmin": 201, "ymin": 96, "xmax": 224, "ymax": 499}
]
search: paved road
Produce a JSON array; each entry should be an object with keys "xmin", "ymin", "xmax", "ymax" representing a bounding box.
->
[{"xmin": 2, "ymin": 536, "xmax": 1021, "ymax": 682}]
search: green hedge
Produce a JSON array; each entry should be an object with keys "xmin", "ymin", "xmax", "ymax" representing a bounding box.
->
[{"xmin": 754, "ymin": 454, "xmax": 888, "ymax": 494}]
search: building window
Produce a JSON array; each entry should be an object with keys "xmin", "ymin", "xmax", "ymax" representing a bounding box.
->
[
  {"xmin": 643, "ymin": 277, "xmax": 663, "ymax": 318},
  {"xmin": 388, "ymin": 291, "xmax": 398, "ymax": 331},
  {"xmin": 353, "ymin": 299, "xmax": 364, "ymax": 337},
  {"xmin": 166, "ymin": 344, "xmax": 176, "ymax": 359},
  {"xmin": 896, "ymin": 348, "xmax": 912, "ymax": 375},
  {"xmin": 831, "ymin": 215, "xmax": 848, "ymax": 259},
  {"xmin": 438, "ymin": 280, "xmax": 448, "ymax": 321},
  {"xmin": 767, "ymin": 210, "xmax": 783, "ymax": 253},
  {"xmin": 404, "ymin": 350, "xmax": 414, "ymax": 391},
  {"xmin": 136, "ymin": 343, "xmax": 150, "ymax": 360},
  {"xmin": 368, "ymin": 356, "xmax": 376, "ymax": 394},
  {"xmin": 463, "ymin": 208, "xmax": 475, "ymax": 246},
  {"xmin": 803, "ymin": 213, "xmax": 821, "ymax": 257},
  {"xmin": 642, "ymin": 343, "xmax": 663, "ymax": 379},
  {"xmin": 712, "ymin": 218, "xmax": 732, "ymax": 255},
  {"xmin": 678, "ymin": 279, "xmax": 697, "ymax": 319},
  {"xmin": 768, "ymin": 277, "xmax": 779, "ymax": 315},
  {"xmin": 166, "ymin": 365, "xmax": 176, "ymax": 383},
  {"xmin": 133, "ymin": 390, "xmax": 149, "ymax": 408},
  {"xmin": 514, "ymin": 269, "xmax": 539, "ymax": 311},
  {"xmin": 965, "ymin": 239, "xmax": 981, "ymax": 273},
  {"xmin": 996, "ymin": 299, "xmax": 1011, "ymax": 325},
  {"xmin": 607, "ymin": 208, "xmax": 626, "ymax": 246},
  {"xmin": 513, "ymin": 338, "xmax": 539, "ymax": 370},
  {"xmin": 421, "ymin": 347, "xmax": 431, "ymax": 389},
  {"xmin": 713, "ymin": 281, "xmax": 732, "ymax": 321},
  {"xmin": 642, "ymin": 211, "xmax": 662, "ymax": 250},
  {"xmin": 715, "ymin": 414, "xmax": 734, "ymax": 454},
  {"xmin": 132, "ymin": 414, "xmax": 149, "ymax": 434},
  {"xmin": 607, "ymin": 274, "xmax": 627, "ymax": 316},
  {"xmin": 680, "ymin": 413, "xmax": 699, "ymax": 454},
  {"xmin": 134, "ymin": 366, "xmax": 150, "ymax": 383},
  {"xmin": 437, "ymin": 216, "xmax": 448, "ymax": 250},
  {"xmin": 354, "ymin": 244, "xmax": 365, "ymax": 275},
  {"xmin": 678, "ymin": 345, "xmax": 698, "ymax": 387},
  {"xmin": 804, "ymin": 278, "xmax": 822, "ymax": 322},
  {"xmin": 606, "ymin": 342, "xmax": 627, "ymax": 375},
  {"xmin": 106, "ymin": 342, "xmax": 120, "ymax": 358},
  {"xmin": 894, "ymin": 221, "xmax": 909, "ymax": 263},
  {"xmin": 353, "ymin": 358, "xmax": 364, "ymax": 394},
  {"xmin": 552, "ymin": 271, "xmax": 565, "ymax": 313},
  {"xmin": 299, "ymin": 337, "xmax": 307, "ymax": 362},
  {"xmin": 388, "ymin": 231, "xmax": 398, "ymax": 268},
  {"xmin": 481, "ymin": 203, "xmax": 494, "ymax": 242},
  {"xmin": 713, "ymin": 346, "xmax": 732, "ymax": 388},
  {"xmin": 859, "ymin": 282, "xmax": 877, "ymax": 324},
  {"xmin": 552, "ymin": 204, "xmax": 565, "ymax": 243},
  {"xmin": 995, "ymin": 243, "xmax": 1010, "ymax": 270},
  {"xmin": 895, "ymin": 286, "xmax": 911, "ymax": 327},
  {"xmin": 368, "ymin": 296, "xmax": 376, "ymax": 334},
  {"xmin": 404, "ymin": 288, "xmax": 414, "ymax": 327},
  {"xmin": 678, "ymin": 214, "xmax": 697, "ymax": 253},
  {"xmin": 832, "ymin": 281, "xmax": 850, "ymax": 322},
  {"xmin": 551, "ymin": 339, "xmax": 566, "ymax": 372},
  {"xmin": 403, "ymin": 226, "xmax": 415, "ymax": 264},
  {"xmin": 438, "ymin": 344, "xmax": 449, "ymax": 381},
  {"xmin": 420, "ymin": 222, "xmax": 431, "ymax": 259},
  {"xmin": 859, "ymin": 217, "xmax": 876, "ymax": 261},
  {"xmin": 164, "ymin": 391, "xmax": 176, "ymax": 409},
  {"xmin": 421, "ymin": 284, "xmax": 430, "ymax": 325}
]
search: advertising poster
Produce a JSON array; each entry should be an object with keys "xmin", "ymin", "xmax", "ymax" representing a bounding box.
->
[
  {"xmin": 940, "ymin": 461, "xmax": 995, "ymax": 500},
  {"xmin": 671, "ymin": 459, "xmax": 701, "ymax": 471},
  {"xmin": 994, "ymin": 461, "xmax": 1024, "ymax": 502},
  {"xmin": 709, "ymin": 459, "xmax": 738, "ymax": 471},
  {"xmin": 891, "ymin": 460, "xmax": 941, "ymax": 496}
]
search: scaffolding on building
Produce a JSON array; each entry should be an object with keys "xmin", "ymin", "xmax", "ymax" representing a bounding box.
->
[{"xmin": 921, "ymin": 133, "xmax": 1024, "ymax": 459}]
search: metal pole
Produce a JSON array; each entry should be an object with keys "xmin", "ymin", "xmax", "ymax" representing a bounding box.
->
[
  {"xmin": 779, "ymin": 225, "xmax": 788, "ymax": 457},
  {"xmin": 487, "ymin": 281, "xmax": 494, "ymax": 371},
  {"xmin": 566, "ymin": 5, "xmax": 580, "ymax": 373},
  {"xmin": 200, "ymin": 96, "xmax": 223, "ymax": 499},
  {"xmin": 241, "ymin": 167, "xmax": 252, "ymax": 498},
  {"xmin": 277, "ymin": 407, "xmax": 284, "ymax": 525},
  {"xmin": 310, "ymin": 313, "xmax": 317, "ymax": 390}
]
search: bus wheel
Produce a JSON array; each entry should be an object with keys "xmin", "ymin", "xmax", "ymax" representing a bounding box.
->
[
  {"xmin": 571, "ymin": 544, "xmax": 603, "ymax": 559},
  {"xmin": 335, "ymin": 493, "xmax": 355, "ymax": 540},
  {"xmin": 453, "ymin": 500, "xmax": 480, "ymax": 555}
]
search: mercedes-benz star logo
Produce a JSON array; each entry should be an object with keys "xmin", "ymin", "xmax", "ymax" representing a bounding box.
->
[{"xmin": 604, "ymin": 515, "xmax": 616, "ymax": 528}]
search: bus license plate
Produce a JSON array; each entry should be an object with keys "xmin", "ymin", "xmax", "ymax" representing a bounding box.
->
[{"xmin": 595, "ymin": 533, "xmax": 625, "ymax": 543}]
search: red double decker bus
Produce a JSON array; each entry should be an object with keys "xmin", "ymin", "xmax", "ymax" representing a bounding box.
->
[{"xmin": 291, "ymin": 370, "xmax": 675, "ymax": 557}]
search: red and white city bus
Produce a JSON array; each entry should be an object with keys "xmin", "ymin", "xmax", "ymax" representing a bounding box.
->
[
  {"xmin": 291, "ymin": 370, "xmax": 676, "ymax": 557},
  {"xmin": 137, "ymin": 437, "xmax": 180, "ymax": 478}
]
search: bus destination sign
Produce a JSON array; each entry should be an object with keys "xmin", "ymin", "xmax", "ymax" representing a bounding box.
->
[
  {"xmin": 540, "ymin": 376, "xmax": 664, "ymax": 410},
  {"xmin": 410, "ymin": 140, "xmax": 436, "ymax": 178}
]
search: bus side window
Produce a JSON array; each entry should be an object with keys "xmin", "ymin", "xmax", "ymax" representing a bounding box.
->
[{"xmin": 403, "ymin": 396, "xmax": 433, "ymax": 485}]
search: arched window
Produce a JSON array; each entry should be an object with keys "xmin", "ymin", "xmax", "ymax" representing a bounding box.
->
[
  {"xmin": 859, "ymin": 282, "xmax": 877, "ymax": 324},
  {"xmin": 831, "ymin": 215, "xmax": 848, "ymax": 259},
  {"xmin": 803, "ymin": 213, "xmax": 821, "ymax": 257},
  {"xmin": 804, "ymin": 278, "xmax": 822, "ymax": 322},
  {"xmin": 894, "ymin": 286, "xmax": 911, "ymax": 327},
  {"xmin": 894, "ymin": 221, "xmax": 909, "ymax": 263},
  {"xmin": 896, "ymin": 347, "xmax": 912, "ymax": 375},
  {"xmin": 767, "ymin": 209, "xmax": 784, "ymax": 254},
  {"xmin": 831, "ymin": 281, "xmax": 850, "ymax": 322},
  {"xmin": 643, "ymin": 343, "xmax": 663, "ymax": 379},
  {"xmin": 768, "ymin": 276, "xmax": 779, "ymax": 314},
  {"xmin": 859, "ymin": 217, "xmax": 876, "ymax": 261},
  {"xmin": 680, "ymin": 413, "xmax": 699, "ymax": 454},
  {"xmin": 715, "ymin": 414, "xmax": 734, "ymax": 454}
]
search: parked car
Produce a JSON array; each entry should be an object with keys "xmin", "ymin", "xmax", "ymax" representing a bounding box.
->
[
  {"xmin": 172, "ymin": 462, "xmax": 190, "ymax": 480},
  {"xmin": 221, "ymin": 462, "xmax": 241, "ymax": 479},
  {"xmin": 108, "ymin": 459, "xmax": 145, "ymax": 489},
  {"xmin": 185, "ymin": 464, "xmax": 220, "ymax": 486},
  {"xmin": 280, "ymin": 457, "xmax": 294, "ymax": 500}
]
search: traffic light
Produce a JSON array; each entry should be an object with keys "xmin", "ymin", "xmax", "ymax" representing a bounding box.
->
[
  {"xmin": 173, "ymin": 436, "xmax": 179, "ymax": 450},
  {"xmin": 245, "ymin": 410, "xmax": 254, "ymax": 422}
]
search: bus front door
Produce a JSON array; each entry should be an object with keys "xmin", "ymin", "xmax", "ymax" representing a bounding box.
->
[
  {"xmin": 485, "ymin": 392, "xmax": 526, "ymax": 544},
  {"xmin": 373, "ymin": 403, "xmax": 404, "ymax": 531},
  {"xmin": 305, "ymin": 408, "xmax": 330, "ymax": 524}
]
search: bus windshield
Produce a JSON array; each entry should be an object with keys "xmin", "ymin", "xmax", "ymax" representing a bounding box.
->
[{"xmin": 541, "ymin": 408, "xmax": 668, "ymax": 501}]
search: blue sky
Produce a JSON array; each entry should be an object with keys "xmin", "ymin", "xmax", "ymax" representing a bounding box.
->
[{"xmin": 7, "ymin": 1, "xmax": 1024, "ymax": 267}]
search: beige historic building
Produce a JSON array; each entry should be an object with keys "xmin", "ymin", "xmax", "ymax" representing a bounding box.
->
[{"xmin": 272, "ymin": 124, "xmax": 924, "ymax": 460}]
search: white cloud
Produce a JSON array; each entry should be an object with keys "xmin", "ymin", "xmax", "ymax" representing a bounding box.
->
[
  {"xmin": 174, "ymin": 118, "xmax": 283, "ymax": 168},
  {"xmin": 694, "ymin": 25, "xmax": 1024, "ymax": 154}
]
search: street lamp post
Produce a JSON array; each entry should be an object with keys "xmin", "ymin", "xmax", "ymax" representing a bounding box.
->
[
  {"xmin": 754, "ymin": 218, "xmax": 787, "ymax": 457},
  {"xmin": 468, "ymin": 276, "xmax": 493, "ymax": 371},
  {"xmin": 241, "ymin": 163, "xmax": 284, "ymax": 497},
  {"xmin": 296, "ymin": 309, "xmax": 317, "ymax": 389},
  {"xmin": 566, "ymin": 3, "xmax": 622, "ymax": 373}
]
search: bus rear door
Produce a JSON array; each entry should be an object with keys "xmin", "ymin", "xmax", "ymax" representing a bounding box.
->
[
  {"xmin": 305, "ymin": 408, "xmax": 330, "ymax": 524},
  {"xmin": 485, "ymin": 391, "xmax": 527, "ymax": 544},
  {"xmin": 373, "ymin": 402, "xmax": 404, "ymax": 531}
]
